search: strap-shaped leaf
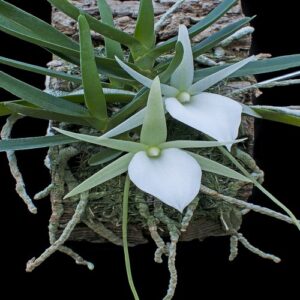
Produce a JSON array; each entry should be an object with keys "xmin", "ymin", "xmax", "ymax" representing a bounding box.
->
[
  {"xmin": 250, "ymin": 105, "xmax": 300, "ymax": 127},
  {"xmin": 79, "ymin": 15, "xmax": 107, "ymax": 126},
  {"xmin": 0, "ymin": 56, "xmax": 82, "ymax": 83},
  {"xmin": 54, "ymin": 127, "xmax": 147, "ymax": 153},
  {"xmin": 0, "ymin": 135, "xmax": 76, "ymax": 152},
  {"xmin": 0, "ymin": 17, "xmax": 131, "ymax": 80},
  {"xmin": 218, "ymin": 147, "xmax": 300, "ymax": 231},
  {"xmin": 135, "ymin": 0, "xmax": 155, "ymax": 50},
  {"xmin": 97, "ymin": 0, "xmax": 123, "ymax": 60},
  {"xmin": 148, "ymin": 0, "xmax": 238, "ymax": 57},
  {"xmin": 88, "ymin": 149, "xmax": 122, "ymax": 166},
  {"xmin": 141, "ymin": 77, "xmax": 167, "ymax": 145},
  {"xmin": 0, "ymin": 0, "xmax": 78, "ymax": 49},
  {"xmin": 189, "ymin": 56, "xmax": 256, "ymax": 94},
  {"xmin": 186, "ymin": 151, "xmax": 251, "ymax": 182},
  {"xmin": 64, "ymin": 153, "xmax": 134, "ymax": 198},
  {"xmin": 4, "ymin": 102, "xmax": 91, "ymax": 126},
  {"xmin": 194, "ymin": 55, "xmax": 300, "ymax": 81},
  {"xmin": 48, "ymin": 0, "xmax": 140, "ymax": 49},
  {"xmin": 160, "ymin": 138, "xmax": 245, "ymax": 149},
  {"xmin": 192, "ymin": 17, "xmax": 252, "ymax": 57},
  {"xmin": 0, "ymin": 71, "xmax": 89, "ymax": 117}
]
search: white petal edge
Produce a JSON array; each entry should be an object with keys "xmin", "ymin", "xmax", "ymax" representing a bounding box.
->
[
  {"xmin": 165, "ymin": 92, "xmax": 242, "ymax": 151},
  {"xmin": 128, "ymin": 148, "xmax": 201, "ymax": 212},
  {"xmin": 188, "ymin": 55, "xmax": 256, "ymax": 95},
  {"xmin": 170, "ymin": 25, "xmax": 194, "ymax": 91},
  {"xmin": 115, "ymin": 56, "xmax": 178, "ymax": 97}
]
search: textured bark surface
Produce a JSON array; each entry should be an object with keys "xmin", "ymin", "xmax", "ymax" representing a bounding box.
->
[{"xmin": 49, "ymin": 0, "xmax": 256, "ymax": 245}]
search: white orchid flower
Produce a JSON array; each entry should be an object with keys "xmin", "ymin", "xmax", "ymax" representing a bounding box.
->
[
  {"xmin": 110, "ymin": 25, "xmax": 256, "ymax": 150},
  {"xmin": 55, "ymin": 78, "xmax": 249, "ymax": 212}
]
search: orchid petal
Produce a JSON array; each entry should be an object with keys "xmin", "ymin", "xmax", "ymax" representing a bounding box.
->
[
  {"xmin": 141, "ymin": 77, "xmax": 167, "ymax": 145},
  {"xmin": 170, "ymin": 25, "xmax": 194, "ymax": 91},
  {"xmin": 188, "ymin": 56, "xmax": 256, "ymax": 95},
  {"xmin": 128, "ymin": 148, "xmax": 201, "ymax": 212},
  {"xmin": 115, "ymin": 56, "xmax": 178, "ymax": 97},
  {"xmin": 103, "ymin": 108, "xmax": 146, "ymax": 138},
  {"xmin": 165, "ymin": 92, "xmax": 242, "ymax": 150}
]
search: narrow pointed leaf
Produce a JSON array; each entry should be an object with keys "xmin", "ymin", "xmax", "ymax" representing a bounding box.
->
[
  {"xmin": 0, "ymin": 71, "xmax": 89, "ymax": 117},
  {"xmin": 148, "ymin": 0, "xmax": 238, "ymax": 57},
  {"xmin": 250, "ymin": 105, "xmax": 300, "ymax": 127},
  {"xmin": 65, "ymin": 153, "xmax": 134, "ymax": 198},
  {"xmin": 4, "ymin": 102, "xmax": 91, "ymax": 126},
  {"xmin": 0, "ymin": 56, "xmax": 82, "ymax": 83},
  {"xmin": 187, "ymin": 151, "xmax": 251, "ymax": 182},
  {"xmin": 192, "ymin": 17, "xmax": 252, "ymax": 57},
  {"xmin": 48, "ymin": 0, "xmax": 140, "ymax": 48},
  {"xmin": 0, "ymin": 135, "xmax": 77, "ymax": 152},
  {"xmin": 194, "ymin": 55, "xmax": 300, "ymax": 81},
  {"xmin": 88, "ymin": 149, "xmax": 123, "ymax": 166},
  {"xmin": 218, "ymin": 147, "xmax": 300, "ymax": 231},
  {"xmin": 0, "ymin": 0, "xmax": 78, "ymax": 49},
  {"xmin": 242, "ymin": 104, "xmax": 262, "ymax": 118},
  {"xmin": 189, "ymin": 56, "xmax": 256, "ymax": 94},
  {"xmin": 141, "ymin": 77, "xmax": 167, "ymax": 145},
  {"xmin": 97, "ymin": 0, "xmax": 123, "ymax": 59},
  {"xmin": 115, "ymin": 57, "xmax": 178, "ymax": 96},
  {"xmin": 79, "ymin": 15, "xmax": 107, "ymax": 125},
  {"xmin": 135, "ymin": 0, "xmax": 155, "ymax": 49},
  {"xmin": 160, "ymin": 138, "xmax": 246, "ymax": 149},
  {"xmin": 0, "ymin": 17, "xmax": 132, "ymax": 80},
  {"xmin": 54, "ymin": 127, "xmax": 147, "ymax": 153}
]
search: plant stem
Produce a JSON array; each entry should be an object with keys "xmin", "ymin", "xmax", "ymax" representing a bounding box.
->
[{"xmin": 122, "ymin": 174, "xmax": 140, "ymax": 300}]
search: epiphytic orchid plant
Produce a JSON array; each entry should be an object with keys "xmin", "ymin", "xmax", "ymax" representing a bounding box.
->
[{"xmin": 0, "ymin": 0, "xmax": 300, "ymax": 299}]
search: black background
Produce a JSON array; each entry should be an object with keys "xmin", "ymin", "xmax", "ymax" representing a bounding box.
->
[{"xmin": 0, "ymin": 1, "xmax": 299, "ymax": 298}]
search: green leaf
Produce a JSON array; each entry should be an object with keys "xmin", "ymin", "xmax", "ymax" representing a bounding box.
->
[
  {"xmin": 97, "ymin": 0, "xmax": 123, "ymax": 59},
  {"xmin": 0, "ymin": 71, "xmax": 88, "ymax": 116},
  {"xmin": 159, "ymin": 42, "xmax": 184, "ymax": 84},
  {"xmin": 160, "ymin": 138, "xmax": 246, "ymax": 149},
  {"xmin": 0, "ymin": 56, "xmax": 82, "ymax": 83},
  {"xmin": 97, "ymin": 0, "xmax": 124, "ymax": 87},
  {"xmin": 250, "ymin": 105, "xmax": 300, "ymax": 127},
  {"xmin": 79, "ymin": 15, "xmax": 107, "ymax": 127},
  {"xmin": 0, "ymin": 14, "xmax": 132, "ymax": 80},
  {"xmin": 4, "ymin": 102, "xmax": 91, "ymax": 126},
  {"xmin": 141, "ymin": 77, "xmax": 167, "ymax": 145},
  {"xmin": 194, "ymin": 55, "xmax": 300, "ymax": 81},
  {"xmin": 0, "ymin": 135, "xmax": 77, "ymax": 152},
  {"xmin": 187, "ymin": 151, "xmax": 251, "ymax": 182},
  {"xmin": 134, "ymin": 0, "xmax": 155, "ymax": 50},
  {"xmin": 65, "ymin": 153, "xmax": 134, "ymax": 198},
  {"xmin": 218, "ymin": 147, "xmax": 300, "ymax": 231},
  {"xmin": 192, "ymin": 17, "xmax": 252, "ymax": 57},
  {"xmin": 88, "ymin": 149, "xmax": 122, "ymax": 166},
  {"xmin": 54, "ymin": 127, "xmax": 147, "ymax": 153},
  {"xmin": 0, "ymin": 0, "xmax": 78, "ymax": 49},
  {"xmin": 148, "ymin": 0, "xmax": 238, "ymax": 57},
  {"xmin": 0, "ymin": 71, "xmax": 89, "ymax": 117},
  {"xmin": 48, "ymin": 0, "xmax": 141, "ymax": 48}
]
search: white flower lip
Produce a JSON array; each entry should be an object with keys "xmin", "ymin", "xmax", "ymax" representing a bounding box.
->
[{"xmin": 128, "ymin": 148, "xmax": 202, "ymax": 213}]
